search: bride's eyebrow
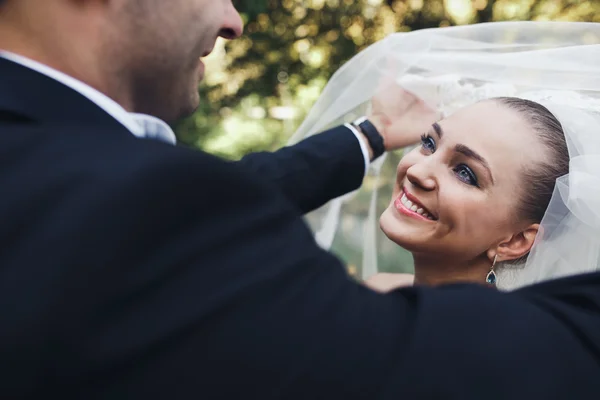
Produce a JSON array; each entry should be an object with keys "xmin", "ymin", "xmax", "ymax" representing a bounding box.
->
[
  {"xmin": 455, "ymin": 143, "xmax": 495, "ymax": 184},
  {"xmin": 432, "ymin": 122, "xmax": 494, "ymax": 184},
  {"xmin": 432, "ymin": 123, "xmax": 443, "ymax": 138}
]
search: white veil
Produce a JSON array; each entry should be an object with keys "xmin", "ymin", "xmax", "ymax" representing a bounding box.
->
[{"xmin": 288, "ymin": 21, "xmax": 600, "ymax": 290}]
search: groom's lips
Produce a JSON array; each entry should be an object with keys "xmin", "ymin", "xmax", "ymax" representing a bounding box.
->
[{"xmin": 202, "ymin": 46, "xmax": 215, "ymax": 58}]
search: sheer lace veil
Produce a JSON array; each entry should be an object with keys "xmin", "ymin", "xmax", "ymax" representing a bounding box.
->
[{"xmin": 288, "ymin": 21, "xmax": 600, "ymax": 290}]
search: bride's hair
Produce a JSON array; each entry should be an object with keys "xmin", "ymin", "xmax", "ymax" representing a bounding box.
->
[{"xmin": 495, "ymin": 97, "xmax": 569, "ymax": 261}]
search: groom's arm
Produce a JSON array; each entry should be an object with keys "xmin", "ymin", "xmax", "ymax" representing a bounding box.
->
[
  {"xmin": 52, "ymin": 145, "xmax": 597, "ymax": 399},
  {"xmin": 58, "ymin": 145, "xmax": 405, "ymax": 398},
  {"xmin": 237, "ymin": 125, "xmax": 370, "ymax": 214}
]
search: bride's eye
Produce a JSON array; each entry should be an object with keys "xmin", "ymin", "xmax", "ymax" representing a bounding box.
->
[
  {"xmin": 420, "ymin": 134, "xmax": 436, "ymax": 153},
  {"xmin": 454, "ymin": 164, "xmax": 479, "ymax": 187}
]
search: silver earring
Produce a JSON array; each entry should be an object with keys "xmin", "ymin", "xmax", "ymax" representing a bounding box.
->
[{"xmin": 486, "ymin": 254, "xmax": 498, "ymax": 286}]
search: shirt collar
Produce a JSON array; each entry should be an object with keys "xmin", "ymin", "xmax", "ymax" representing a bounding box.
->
[{"xmin": 0, "ymin": 51, "xmax": 176, "ymax": 145}]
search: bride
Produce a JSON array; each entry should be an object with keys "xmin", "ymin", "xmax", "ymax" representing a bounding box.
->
[
  {"xmin": 290, "ymin": 21, "xmax": 600, "ymax": 291},
  {"xmin": 375, "ymin": 95, "xmax": 568, "ymax": 289}
]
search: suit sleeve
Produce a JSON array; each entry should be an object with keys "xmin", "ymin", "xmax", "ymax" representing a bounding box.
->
[
  {"xmin": 61, "ymin": 144, "xmax": 600, "ymax": 399},
  {"xmin": 236, "ymin": 125, "xmax": 366, "ymax": 214}
]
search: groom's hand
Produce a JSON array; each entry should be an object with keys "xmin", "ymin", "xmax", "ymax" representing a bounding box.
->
[{"xmin": 369, "ymin": 82, "xmax": 442, "ymax": 151}]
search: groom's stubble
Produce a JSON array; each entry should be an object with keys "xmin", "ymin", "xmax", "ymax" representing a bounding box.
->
[
  {"xmin": 0, "ymin": 0, "xmax": 243, "ymax": 123},
  {"xmin": 101, "ymin": 0, "xmax": 243, "ymax": 122}
]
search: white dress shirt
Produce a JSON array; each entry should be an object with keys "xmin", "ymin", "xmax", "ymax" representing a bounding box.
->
[
  {"xmin": 0, "ymin": 51, "xmax": 177, "ymax": 145},
  {"xmin": 0, "ymin": 51, "xmax": 370, "ymax": 173}
]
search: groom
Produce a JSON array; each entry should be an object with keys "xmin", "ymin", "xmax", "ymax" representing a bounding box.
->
[{"xmin": 1, "ymin": 1, "xmax": 599, "ymax": 399}]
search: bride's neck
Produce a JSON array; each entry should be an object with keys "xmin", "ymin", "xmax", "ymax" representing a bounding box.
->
[{"xmin": 412, "ymin": 254, "xmax": 491, "ymax": 287}]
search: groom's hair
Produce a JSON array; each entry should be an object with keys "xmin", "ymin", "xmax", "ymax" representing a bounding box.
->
[{"xmin": 496, "ymin": 97, "xmax": 569, "ymax": 224}]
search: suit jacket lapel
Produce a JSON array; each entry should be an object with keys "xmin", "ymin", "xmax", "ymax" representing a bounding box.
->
[{"xmin": 0, "ymin": 57, "xmax": 131, "ymax": 135}]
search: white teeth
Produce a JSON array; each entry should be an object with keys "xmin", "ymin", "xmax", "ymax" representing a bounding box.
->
[
  {"xmin": 423, "ymin": 213, "xmax": 435, "ymax": 220},
  {"xmin": 400, "ymin": 192, "xmax": 435, "ymax": 220}
]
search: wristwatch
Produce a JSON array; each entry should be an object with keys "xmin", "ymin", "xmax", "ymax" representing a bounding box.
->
[{"xmin": 352, "ymin": 116, "xmax": 386, "ymax": 160}]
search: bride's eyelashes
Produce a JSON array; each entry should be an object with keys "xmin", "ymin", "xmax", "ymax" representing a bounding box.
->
[
  {"xmin": 454, "ymin": 164, "xmax": 479, "ymax": 187},
  {"xmin": 420, "ymin": 133, "xmax": 436, "ymax": 152},
  {"xmin": 419, "ymin": 133, "xmax": 480, "ymax": 187}
]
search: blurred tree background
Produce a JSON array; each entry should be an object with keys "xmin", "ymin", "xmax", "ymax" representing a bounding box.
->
[
  {"xmin": 175, "ymin": 0, "xmax": 598, "ymax": 277},
  {"xmin": 175, "ymin": 0, "xmax": 599, "ymax": 158}
]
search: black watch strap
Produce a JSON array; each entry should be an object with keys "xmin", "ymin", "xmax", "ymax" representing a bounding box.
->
[{"xmin": 353, "ymin": 116, "xmax": 385, "ymax": 160}]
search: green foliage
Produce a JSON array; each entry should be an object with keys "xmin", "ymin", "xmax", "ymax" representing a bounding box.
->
[{"xmin": 175, "ymin": 0, "xmax": 598, "ymax": 160}]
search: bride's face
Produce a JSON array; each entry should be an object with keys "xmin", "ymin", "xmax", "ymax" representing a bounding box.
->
[{"xmin": 380, "ymin": 100, "xmax": 546, "ymax": 262}]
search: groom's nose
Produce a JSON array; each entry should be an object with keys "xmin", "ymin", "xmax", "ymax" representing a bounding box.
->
[{"xmin": 218, "ymin": 2, "xmax": 244, "ymax": 40}]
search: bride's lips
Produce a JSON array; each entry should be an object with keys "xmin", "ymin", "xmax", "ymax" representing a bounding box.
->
[{"xmin": 394, "ymin": 188, "xmax": 437, "ymax": 221}]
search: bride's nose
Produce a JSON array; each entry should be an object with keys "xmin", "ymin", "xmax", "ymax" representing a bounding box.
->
[{"xmin": 406, "ymin": 161, "xmax": 437, "ymax": 191}]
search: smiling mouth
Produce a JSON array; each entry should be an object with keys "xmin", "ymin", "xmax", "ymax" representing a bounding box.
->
[{"xmin": 394, "ymin": 191, "xmax": 437, "ymax": 221}]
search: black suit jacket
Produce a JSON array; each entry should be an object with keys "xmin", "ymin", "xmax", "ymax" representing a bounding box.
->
[{"xmin": 1, "ymin": 57, "xmax": 599, "ymax": 400}]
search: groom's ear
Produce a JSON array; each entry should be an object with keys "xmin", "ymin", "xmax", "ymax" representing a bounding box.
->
[{"xmin": 496, "ymin": 224, "xmax": 540, "ymax": 262}]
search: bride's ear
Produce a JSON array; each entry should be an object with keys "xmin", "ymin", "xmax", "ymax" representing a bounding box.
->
[{"xmin": 495, "ymin": 224, "xmax": 540, "ymax": 262}]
